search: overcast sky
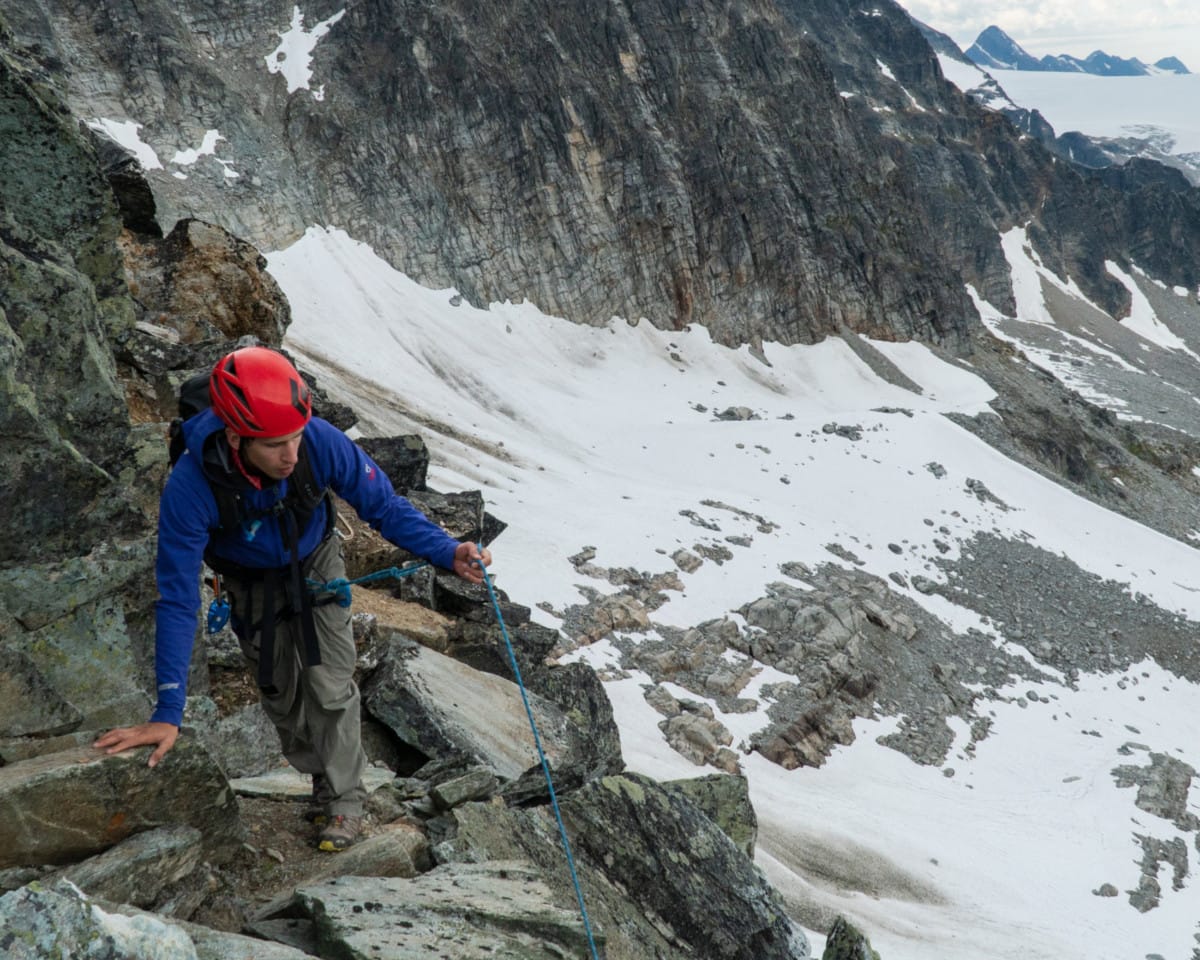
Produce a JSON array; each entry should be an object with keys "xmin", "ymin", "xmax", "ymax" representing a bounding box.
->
[{"xmin": 897, "ymin": 1, "xmax": 1200, "ymax": 70}]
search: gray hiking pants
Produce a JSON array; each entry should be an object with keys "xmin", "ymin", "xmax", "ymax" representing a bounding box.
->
[{"xmin": 226, "ymin": 533, "xmax": 367, "ymax": 817}]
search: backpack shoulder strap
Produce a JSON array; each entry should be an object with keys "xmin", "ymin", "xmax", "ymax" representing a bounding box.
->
[
  {"xmin": 285, "ymin": 436, "xmax": 327, "ymax": 512},
  {"xmin": 211, "ymin": 487, "xmax": 245, "ymax": 534}
]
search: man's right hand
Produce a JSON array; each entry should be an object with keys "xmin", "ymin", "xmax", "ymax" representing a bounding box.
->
[{"xmin": 93, "ymin": 722, "xmax": 179, "ymax": 768}]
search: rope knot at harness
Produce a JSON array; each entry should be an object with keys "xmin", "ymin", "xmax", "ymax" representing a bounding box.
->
[{"xmin": 305, "ymin": 561, "xmax": 432, "ymax": 608}]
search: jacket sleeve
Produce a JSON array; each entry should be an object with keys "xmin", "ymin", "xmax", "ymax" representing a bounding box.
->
[
  {"xmin": 150, "ymin": 465, "xmax": 216, "ymax": 727},
  {"xmin": 309, "ymin": 419, "xmax": 461, "ymax": 570}
]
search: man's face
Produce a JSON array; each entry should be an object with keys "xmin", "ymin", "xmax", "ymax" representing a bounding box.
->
[{"xmin": 228, "ymin": 427, "xmax": 304, "ymax": 481}]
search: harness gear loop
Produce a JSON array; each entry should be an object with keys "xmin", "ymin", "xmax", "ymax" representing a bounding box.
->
[{"xmin": 206, "ymin": 573, "xmax": 230, "ymax": 634}]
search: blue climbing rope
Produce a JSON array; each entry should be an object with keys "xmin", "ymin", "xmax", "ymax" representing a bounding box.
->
[
  {"xmin": 305, "ymin": 560, "xmax": 432, "ymax": 607},
  {"xmin": 477, "ymin": 552, "xmax": 602, "ymax": 960}
]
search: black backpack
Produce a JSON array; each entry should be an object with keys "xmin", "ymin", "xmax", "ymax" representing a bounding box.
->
[{"xmin": 167, "ymin": 371, "xmax": 328, "ymax": 535}]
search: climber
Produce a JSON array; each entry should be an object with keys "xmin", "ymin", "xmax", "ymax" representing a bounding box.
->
[{"xmin": 94, "ymin": 345, "xmax": 491, "ymax": 851}]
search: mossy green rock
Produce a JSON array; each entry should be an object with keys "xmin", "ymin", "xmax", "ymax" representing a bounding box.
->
[
  {"xmin": 0, "ymin": 25, "xmax": 144, "ymax": 568},
  {"xmin": 822, "ymin": 916, "xmax": 881, "ymax": 960}
]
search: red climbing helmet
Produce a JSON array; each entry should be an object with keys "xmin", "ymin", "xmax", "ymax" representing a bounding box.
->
[{"xmin": 209, "ymin": 346, "xmax": 312, "ymax": 437}]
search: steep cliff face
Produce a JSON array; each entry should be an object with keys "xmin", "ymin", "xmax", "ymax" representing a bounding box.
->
[
  {"xmin": 6, "ymin": 0, "xmax": 1195, "ymax": 359},
  {"xmin": 0, "ymin": 0, "xmax": 977, "ymax": 351},
  {"xmin": 9, "ymin": 0, "xmax": 1200, "ymax": 361},
  {"xmin": 778, "ymin": 0, "xmax": 1200, "ymax": 321}
]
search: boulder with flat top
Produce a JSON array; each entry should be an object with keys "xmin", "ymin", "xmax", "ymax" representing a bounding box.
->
[{"xmin": 0, "ymin": 741, "xmax": 242, "ymax": 870}]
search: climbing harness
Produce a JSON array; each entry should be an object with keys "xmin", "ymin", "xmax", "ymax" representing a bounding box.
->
[
  {"xmin": 206, "ymin": 555, "xmax": 431, "ymax": 695},
  {"xmin": 476, "ymin": 550, "xmax": 602, "ymax": 960},
  {"xmin": 207, "ymin": 560, "xmax": 432, "ymax": 633}
]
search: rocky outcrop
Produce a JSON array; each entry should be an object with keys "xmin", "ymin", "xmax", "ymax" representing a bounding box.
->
[
  {"xmin": 558, "ymin": 550, "xmax": 1046, "ymax": 772},
  {"xmin": 441, "ymin": 774, "xmax": 808, "ymax": 959},
  {"xmin": 285, "ymin": 863, "xmax": 600, "ymax": 958},
  {"xmin": 0, "ymin": 20, "xmax": 145, "ymax": 567},
  {"xmin": 1110, "ymin": 750, "xmax": 1199, "ymax": 916},
  {"xmin": 1113, "ymin": 752, "xmax": 1200, "ymax": 832},
  {"xmin": 822, "ymin": 916, "xmax": 882, "ymax": 960},
  {"xmin": 362, "ymin": 636, "xmax": 603, "ymax": 783},
  {"xmin": 0, "ymin": 743, "xmax": 241, "ymax": 870},
  {"xmin": 0, "ymin": 882, "xmax": 200, "ymax": 960},
  {"xmin": 663, "ymin": 772, "xmax": 758, "ymax": 859},
  {"xmin": 57, "ymin": 825, "xmax": 205, "ymax": 912},
  {"xmin": 119, "ymin": 217, "xmax": 290, "ymax": 346}
]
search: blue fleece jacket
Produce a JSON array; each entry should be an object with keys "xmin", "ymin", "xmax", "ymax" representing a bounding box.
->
[{"xmin": 152, "ymin": 409, "xmax": 461, "ymax": 726}]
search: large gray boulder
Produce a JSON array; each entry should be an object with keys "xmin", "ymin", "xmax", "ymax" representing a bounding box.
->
[
  {"xmin": 0, "ymin": 742, "xmax": 242, "ymax": 869},
  {"xmin": 290, "ymin": 862, "xmax": 598, "ymax": 958},
  {"xmin": 0, "ymin": 880, "xmax": 319, "ymax": 960},
  {"xmin": 442, "ymin": 774, "xmax": 809, "ymax": 959},
  {"xmin": 0, "ymin": 881, "xmax": 198, "ymax": 960},
  {"xmin": 362, "ymin": 637, "xmax": 592, "ymax": 782},
  {"xmin": 563, "ymin": 774, "xmax": 805, "ymax": 959},
  {"xmin": 663, "ymin": 772, "xmax": 758, "ymax": 859},
  {"xmin": 55, "ymin": 825, "xmax": 204, "ymax": 910}
]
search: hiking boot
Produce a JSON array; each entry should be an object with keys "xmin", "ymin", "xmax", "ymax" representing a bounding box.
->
[
  {"xmin": 317, "ymin": 814, "xmax": 363, "ymax": 852},
  {"xmin": 304, "ymin": 773, "xmax": 331, "ymax": 826},
  {"xmin": 303, "ymin": 805, "xmax": 328, "ymax": 826}
]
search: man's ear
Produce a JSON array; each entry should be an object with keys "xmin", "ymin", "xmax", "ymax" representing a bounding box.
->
[{"xmin": 224, "ymin": 427, "xmax": 241, "ymax": 451}]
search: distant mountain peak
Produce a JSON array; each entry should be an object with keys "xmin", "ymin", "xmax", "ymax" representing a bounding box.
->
[
  {"xmin": 965, "ymin": 25, "xmax": 1042, "ymax": 71},
  {"xmin": 1155, "ymin": 56, "xmax": 1190, "ymax": 74},
  {"xmin": 966, "ymin": 25, "xmax": 1190, "ymax": 76}
]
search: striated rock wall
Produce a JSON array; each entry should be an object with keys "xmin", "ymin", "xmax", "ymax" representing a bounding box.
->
[
  {"xmin": 8, "ymin": 0, "xmax": 1200, "ymax": 361},
  {"xmin": 0, "ymin": 0, "xmax": 991, "ymax": 353}
]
